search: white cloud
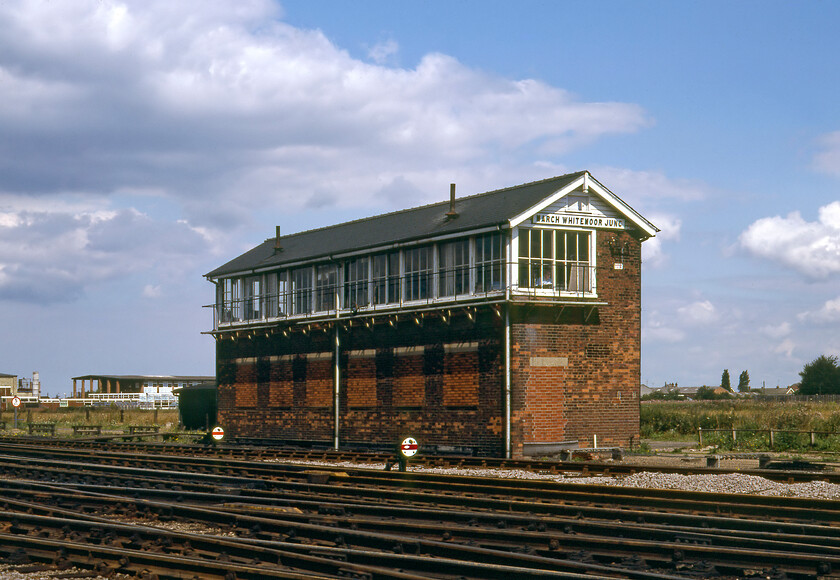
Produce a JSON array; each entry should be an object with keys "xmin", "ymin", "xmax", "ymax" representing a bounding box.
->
[
  {"xmin": 761, "ymin": 321, "xmax": 791, "ymax": 339},
  {"xmin": 592, "ymin": 166, "xmax": 709, "ymax": 203},
  {"xmin": 677, "ymin": 300, "xmax": 718, "ymax": 326},
  {"xmin": 774, "ymin": 339, "xmax": 796, "ymax": 358},
  {"xmin": 0, "ymin": 0, "xmax": 655, "ymax": 306},
  {"xmin": 798, "ymin": 296, "xmax": 840, "ymax": 324},
  {"xmin": 642, "ymin": 212, "xmax": 681, "ymax": 267},
  {"xmin": 143, "ymin": 284, "xmax": 162, "ymax": 298},
  {"xmin": 740, "ymin": 202, "xmax": 840, "ymax": 278},
  {"xmin": 813, "ymin": 131, "xmax": 840, "ymax": 178},
  {"xmin": 0, "ymin": 0, "xmax": 650, "ymax": 217},
  {"xmin": 643, "ymin": 320, "xmax": 686, "ymax": 343},
  {"xmin": 368, "ymin": 39, "xmax": 399, "ymax": 65},
  {"xmin": 0, "ymin": 200, "xmax": 209, "ymax": 303}
]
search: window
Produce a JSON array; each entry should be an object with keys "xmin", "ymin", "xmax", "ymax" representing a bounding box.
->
[
  {"xmin": 291, "ymin": 267, "xmax": 312, "ymax": 315},
  {"xmin": 344, "ymin": 257, "xmax": 369, "ymax": 309},
  {"xmin": 439, "ymin": 239, "xmax": 470, "ymax": 297},
  {"xmin": 244, "ymin": 275, "xmax": 261, "ymax": 320},
  {"xmin": 558, "ymin": 230, "xmax": 591, "ymax": 292},
  {"xmin": 277, "ymin": 271, "xmax": 288, "ymax": 316},
  {"xmin": 518, "ymin": 229, "xmax": 555, "ymax": 289},
  {"xmin": 315, "ymin": 264, "xmax": 338, "ymax": 312},
  {"xmin": 518, "ymin": 229, "xmax": 591, "ymax": 292},
  {"xmin": 475, "ymin": 232, "xmax": 504, "ymax": 293},
  {"xmin": 372, "ymin": 252, "xmax": 400, "ymax": 305},
  {"xmin": 404, "ymin": 246, "xmax": 432, "ymax": 301},
  {"xmin": 219, "ymin": 278, "xmax": 242, "ymax": 322}
]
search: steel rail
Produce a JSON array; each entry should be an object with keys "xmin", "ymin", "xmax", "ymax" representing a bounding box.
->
[
  {"xmin": 3, "ymin": 437, "xmax": 839, "ymax": 484},
  {"xmin": 4, "ymin": 476, "xmax": 840, "ymax": 553},
  {"xmin": 1, "ymin": 448, "xmax": 840, "ymax": 529},
  {"xmin": 1, "ymin": 476, "xmax": 837, "ymax": 579},
  {"xmin": 2, "ymin": 461, "xmax": 840, "ymax": 577},
  {"xmin": 3, "ymin": 443, "xmax": 840, "ymax": 577},
  {"xmin": 0, "ymin": 507, "xmax": 681, "ymax": 580}
]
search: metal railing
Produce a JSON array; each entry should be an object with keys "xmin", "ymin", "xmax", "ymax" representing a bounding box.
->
[
  {"xmin": 208, "ymin": 262, "xmax": 597, "ymax": 330},
  {"xmin": 698, "ymin": 427, "xmax": 840, "ymax": 448}
]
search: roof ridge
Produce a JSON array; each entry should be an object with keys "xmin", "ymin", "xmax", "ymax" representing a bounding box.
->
[{"xmin": 264, "ymin": 171, "xmax": 587, "ymax": 243}]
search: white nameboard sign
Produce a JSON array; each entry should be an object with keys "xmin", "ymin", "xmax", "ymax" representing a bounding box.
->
[{"xmin": 533, "ymin": 213, "xmax": 625, "ymax": 229}]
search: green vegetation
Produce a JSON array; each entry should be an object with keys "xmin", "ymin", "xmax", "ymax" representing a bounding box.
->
[
  {"xmin": 737, "ymin": 370, "xmax": 750, "ymax": 392},
  {"xmin": 799, "ymin": 354, "xmax": 840, "ymax": 395},
  {"xmin": 0, "ymin": 406, "xmax": 180, "ymax": 432},
  {"xmin": 720, "ymin": 369, "xmax": 731, "ymax": 391},
  {"xmin": 641, "ymin": 400, "xmax": 840, "ymax": 452}
]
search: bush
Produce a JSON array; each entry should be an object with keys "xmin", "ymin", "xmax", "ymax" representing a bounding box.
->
[{"xmin": 641, "ymin": 399, "xmax": 840, "ymax": 452}]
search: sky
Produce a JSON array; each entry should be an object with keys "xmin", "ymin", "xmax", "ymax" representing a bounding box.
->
[{"xmin": 1, "ymin": 0, "xmax": 839, "ymax": 396}]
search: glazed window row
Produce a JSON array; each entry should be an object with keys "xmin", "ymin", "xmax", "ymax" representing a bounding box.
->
[{"xmin": 214, "ymin": 229, "xmax": 594, "ymax": 326}]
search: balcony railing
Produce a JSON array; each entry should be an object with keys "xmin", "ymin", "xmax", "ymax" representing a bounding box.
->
[{"xmin": 207, "ymin": 262, "xmax": 595, "ymax": 331}]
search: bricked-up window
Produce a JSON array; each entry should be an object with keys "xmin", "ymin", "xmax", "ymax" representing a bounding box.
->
[
  {"xmin": 518, "ymin": 229, "xmax": 592, "ymax": 292},
  {"xmin": 291, "ymin": 267, "xmax": 312, "ymax": 315},
  {"xmin": 438, "ymin": 239, "xmax": 469, "ymax": 297},
  {"xmin": 315, "ymin": 264, "xmax": 338, "ymax": 312},
  {"xmin": 475, "ymin": 232, "xmax": 505, "ymax": 293},
  {"xmin": 372, "ymin": 252, "xmax": 399, "ymax": 305},
  {"xmin": 404, "ymin": 246, "xmax": 433, "ymax": 301},
  {"xmin": 344, "ymin": 257, "xmax": 369, "ymax": 309}
]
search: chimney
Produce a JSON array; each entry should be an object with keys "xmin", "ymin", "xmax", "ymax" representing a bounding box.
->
[
  {"xmin": 445, "ymin": 183, "xmax": 458, "ymax": 219},
  {"xmin": 273, "ymin": 225, "xmax": 282, "ymax": 253}
]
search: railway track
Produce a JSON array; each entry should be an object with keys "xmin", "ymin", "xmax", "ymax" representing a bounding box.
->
[
  {"xmin": 0, "ymin": 440, "xmax": 838, "ymax": 578},
  {"xmin": 4, "ymin": 435, "xmax": 839, "ymax": 484}
]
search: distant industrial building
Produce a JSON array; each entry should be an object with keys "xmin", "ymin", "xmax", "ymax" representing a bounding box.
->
[
  {"xmin": 70, "ymin": 374, "xmax": 214, "ymax": 408},
  {"xmin": 205, "ymin": 172, "xmax": 657, "ymax": 457}
]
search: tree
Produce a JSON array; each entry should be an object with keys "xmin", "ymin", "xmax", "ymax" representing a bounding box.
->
[
  {"xmin": 721, "ymin": 369, "xmax": 731, "ymax": 391},
  {"xmin": 799, "ymin": 355, "xmax": 840, "ymax": 395},
  {"xmin": 737, "ymin": 370, "xmax": 750, "ymax": 392}
]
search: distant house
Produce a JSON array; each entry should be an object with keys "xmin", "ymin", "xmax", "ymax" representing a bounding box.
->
[
  {"xmin": 639, "ymin": 384, "xmax": 656, "ymax": 397},
  {"xmin": 0, "ymin": 372, "xmax": 16, "ymax": 398},
  {"xmin": 647, "ymin": 384, "xmax": 732, "ymax": 400},
  {"xmin": 757, "ymin": 387, "xmax": 795, "ymax": 397}
]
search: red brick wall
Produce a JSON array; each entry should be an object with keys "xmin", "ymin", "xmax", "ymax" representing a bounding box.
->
[
  {"xmin": 347, "ymin": 352, "xmax": 376, "ymax": 408},
  {"xmin": 510, "ymin": 230, "xmax": 641, "ymax": 456},
  {"xmin": 215, "ymin": 229, "xmax": 643, "ymax": 456},
  {"xmin": 216, "ymin": 315, "xmax": 505, "ymax": 454}
]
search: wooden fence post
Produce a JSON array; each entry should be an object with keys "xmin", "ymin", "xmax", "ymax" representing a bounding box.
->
[
  {"xmin": 698, "ymin": 427, "xmax": 703, "ymax": 447},
  {"xmin": 769, "ymin": 429, "xmax": 775, "ymax": 448}
]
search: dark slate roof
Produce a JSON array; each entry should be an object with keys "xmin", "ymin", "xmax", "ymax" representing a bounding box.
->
[{"xmin": 207, "ymin": 171, "xmax": 636, "ymax": 278}]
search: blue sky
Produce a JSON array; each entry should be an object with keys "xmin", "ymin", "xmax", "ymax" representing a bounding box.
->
[{"xmin": 1, "ymin": 0, "xmax": 839, "ymax": 395}]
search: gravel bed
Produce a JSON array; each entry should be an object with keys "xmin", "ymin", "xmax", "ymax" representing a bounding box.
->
[
  {"xmin": 273, "ymin": 458, "xmax": 840, "ymax": 499},
  {"xmin": 0, "ymin": 565, "xmax": 128, "ymax": 580}
]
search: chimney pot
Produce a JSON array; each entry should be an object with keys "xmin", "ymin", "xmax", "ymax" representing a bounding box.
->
[{"xmin": 446, "ymin": 183, "xmax": 458, "ymax": 218}]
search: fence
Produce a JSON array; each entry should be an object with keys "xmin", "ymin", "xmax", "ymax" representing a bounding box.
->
[{"xmin": 698, "ymin": 427, "xmax": 840, "ymax": 448}]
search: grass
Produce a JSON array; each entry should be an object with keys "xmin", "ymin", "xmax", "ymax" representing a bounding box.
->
[
  {"xmin": 1, "ymin": 406, "xmax": 181, "ymax": 431},
  {"xmin": 642, "ymin": 399, "xmax": 840, "ymax": 452}
]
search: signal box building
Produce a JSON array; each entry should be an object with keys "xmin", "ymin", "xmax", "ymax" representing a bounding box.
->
[{"xmin": 205, "ymin": 172, "xmax": 657, "ymax": 457}]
